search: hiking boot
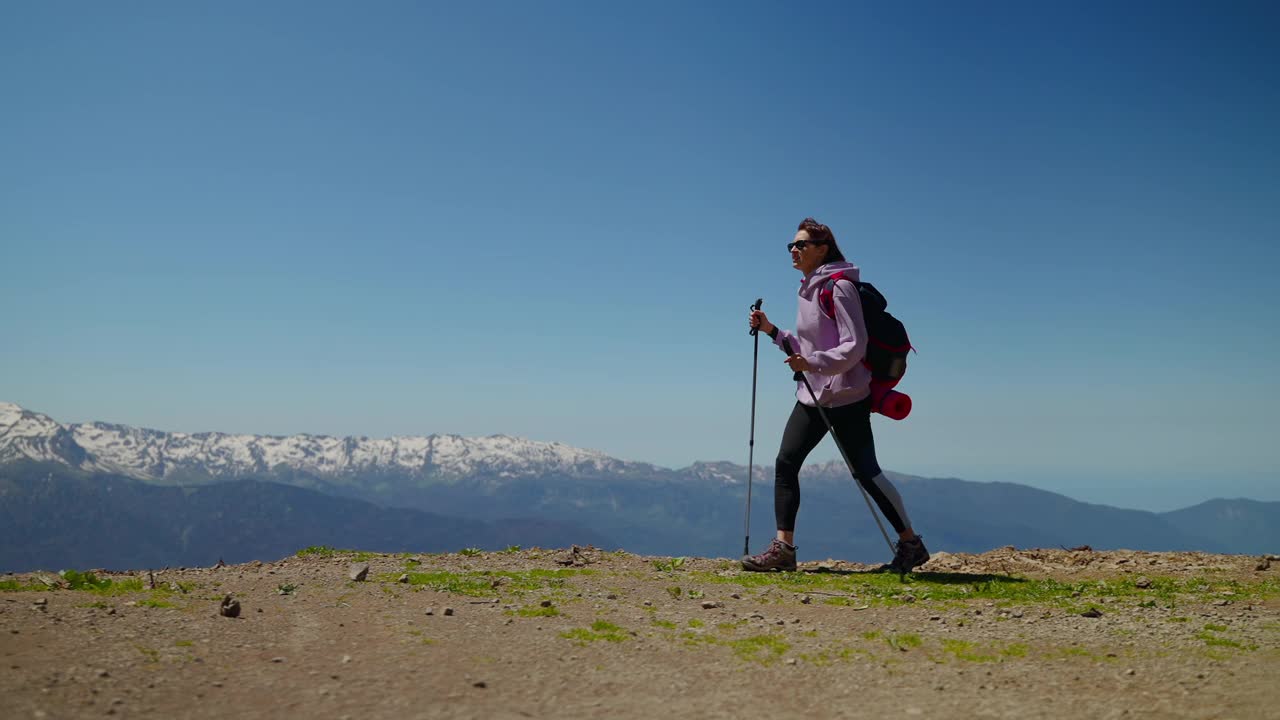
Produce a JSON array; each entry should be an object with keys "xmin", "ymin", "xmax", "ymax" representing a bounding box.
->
[
  {"xmin": 888, "ymin": 535, "xmax": 930, "ymax": 574},
  {"xmin": 741, "ymin": 539, "xmax": 797, "ymax": 572}
]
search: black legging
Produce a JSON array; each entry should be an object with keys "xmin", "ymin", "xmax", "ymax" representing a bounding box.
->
[{"xmin": 774, "ymin": 398, "xmax": 911, "ymax": 534}]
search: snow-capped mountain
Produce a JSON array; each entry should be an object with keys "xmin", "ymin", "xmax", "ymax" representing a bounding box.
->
[{"xmin": 0, "ymin": 402, "xmax": 654, "ymax": 483}]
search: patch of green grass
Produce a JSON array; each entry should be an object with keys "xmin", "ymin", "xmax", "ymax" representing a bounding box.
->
[
  {"xmin": 174, "ymin": 640, "xmax": 194, "ymax": 647},
  {"xmin": 729, "ymin": 634, "xmax": 790, "ymax": 665},
  {"xmin": 561, "ymin": 621, "xmax": 629, "ymax": 645},
  {"xmin": 652, "ymin": 557, "xmax": 687, "ymax": 573},
  {"xmin": 1048, "ymin": 646, "xmax": 1097, "ymax": 661},
  {"xmin": 861, "ymin": 630, "xmax": 882, "ymax": 641},
  {"xmin": 1169, "ymin": 616, "xmax": 1191, "ymax": 623},
  {"xmin": 1001, "ymin": 643, "xmax": 1029, "ymax": 658},
  {"xmin": 0, "ymin": 579, "xmax": 47, "ymax": 592},
  {"xmin": 689, "ymin": 569, "xmax": 1280, "ymax": 608},
  {"xmin": 135, "ymin": 645, "xmax": 160, "ymax": 663},
  {"xmin": 942, "ymin": 639, "xmax": 998, "ymax": 663},
  {"xmin": 688, "ymin": 619, "xmax": 705, "ymax": 629},
  {"xmin": 1204, "ymin": 623, "xmax": 1229, "ymax": 632},
  {"xmin": 665, "ymin": 586, "xmax": 682, "ymax": 599},
  {"xmin": 1196, "ymin": 630, "xmax": 1257, "ymax": 651},
  {"xmin": 459, "ymin": 547, "xmax": 483, "ymax": 557},
  {"xmin": 137, "ymin": 598, "xmax": 175, "ymax": 609},
  {"xmin": 296, "ymin": 545, "xmax": 339, "ymax": 558},
  {"xmin": 386, "ymin": 568, "xmax": 589, "ymax": 597},
  {"xmin": 889, "ymin": 633, "xmax": 923, "ymax": 650},
  {"xmin": 500, "ymin": 545, "xmax": 522, "ymax": 554},
  {"xmin": 651, "ymin": 619, "xmax": 677, "ymax": 630}
]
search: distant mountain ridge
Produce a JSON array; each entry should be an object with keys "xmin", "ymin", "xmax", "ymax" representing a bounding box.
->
[
  {"xmin": 1, "ymin": 402, "xmax": 1275, "ymax": 571},
  {"xmin": 0, "ymin": 401, "xmax": 662, "ymax": 483}
]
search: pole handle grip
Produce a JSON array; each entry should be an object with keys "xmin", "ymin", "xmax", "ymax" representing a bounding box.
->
[{"xmin": 747, "ymin": 298, "xmax": 763, "ymax": 336}]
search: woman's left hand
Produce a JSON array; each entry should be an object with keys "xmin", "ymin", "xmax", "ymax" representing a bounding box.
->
[{"xmin": 785, "ymin": 355, "xmax": 812, "ymax": 373}]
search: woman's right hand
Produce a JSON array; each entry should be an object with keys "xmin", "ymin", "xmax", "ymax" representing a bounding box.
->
[{"xmin": 749, "ymin": 309, "xmax": 775, "ymax": 336}]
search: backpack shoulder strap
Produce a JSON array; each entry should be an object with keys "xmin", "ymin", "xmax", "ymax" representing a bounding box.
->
[{"xmin": 818, "ymin": 271, "xmax": 856, "ymax": 318}]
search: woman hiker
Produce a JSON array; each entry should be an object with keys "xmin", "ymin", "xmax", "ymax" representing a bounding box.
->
[{"xmin": 744, "ymin": 217, "xmax": 929, "ymax": 574}]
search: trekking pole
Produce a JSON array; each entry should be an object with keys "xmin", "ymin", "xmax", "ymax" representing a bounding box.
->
[
  {"xmin": 744, "ymin": 298, "xmax": 763, "ymax": 557},
  {"xmin": 781, "ymin": 338, "xmax": 896, "ymax": 557}
]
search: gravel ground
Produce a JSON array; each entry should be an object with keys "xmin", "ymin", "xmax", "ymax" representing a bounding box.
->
[{"xmin": 2, "ymin": 546, "xmax": 1277, "ymax": 719}]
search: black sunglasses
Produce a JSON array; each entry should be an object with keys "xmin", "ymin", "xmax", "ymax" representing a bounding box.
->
[{"xmin": 787, "ymin": 239, "xmax": 822, "ymax": 251}]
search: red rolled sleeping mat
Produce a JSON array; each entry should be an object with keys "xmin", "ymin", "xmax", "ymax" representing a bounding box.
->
[{"xmin": 870, "ymin": 379, "xmax": 912, "ymax": 420}]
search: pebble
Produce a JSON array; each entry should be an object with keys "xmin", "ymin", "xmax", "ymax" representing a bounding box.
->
[
  {"xmin": 348, "ymin": 564, "xmax": 369, "ymax": 582},
  {"xmin": 701, "ymin": 601, "xmax": 722, "ymax": 610},
  {"xmin": 271, "ymin": 657, "xmax": 285, "ymax": 663},
  {"xmin": 443, "ymin": 608, "xmax": 455, "ymax": 616},
  {"xmin": 1135, "ymin": 576, "xmax": 1152, "ymax": 589}
]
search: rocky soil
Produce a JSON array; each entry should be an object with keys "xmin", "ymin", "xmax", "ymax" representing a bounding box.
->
[{"xmin": 2, "ymin": 546, "xmax": 1277, "ymax": 719}]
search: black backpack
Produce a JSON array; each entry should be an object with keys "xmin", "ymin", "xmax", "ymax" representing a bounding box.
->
[{"xmin": 817, "ymin": 272, "xmax": 912, "ymax": 381}]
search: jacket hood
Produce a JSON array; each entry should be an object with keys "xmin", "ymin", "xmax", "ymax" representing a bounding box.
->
[{"xmin": 798, "ymin": 261, "xmax": 859, "ymax": 300}]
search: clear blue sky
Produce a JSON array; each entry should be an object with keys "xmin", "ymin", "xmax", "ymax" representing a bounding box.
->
[{"xmin": 3, "ymin": 1, "xmax": 1277, "ymax": 511}]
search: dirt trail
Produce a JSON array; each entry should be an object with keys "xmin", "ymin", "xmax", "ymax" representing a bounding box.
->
[{"xmin": 2, "ymin": 547, "xmax": 1277, "ymax": 719}]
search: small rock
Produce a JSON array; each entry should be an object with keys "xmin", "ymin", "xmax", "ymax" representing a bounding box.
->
[
  {"xmin": 1135, "ymin": 576, "xmax": 1152, "ymax": 589},
  {"xmin": 643, "ymin": 601, "xmax": 652, "ymax": 606},
  {"xmin": 730, "ymin": 593, "xmax": 741, "ymax": 600},
  {"xmin": 1081, "ymin": 608, "xmax": 1103, "ymax": 618},
  {"xmin": 929, "ymin": 615, "xmax": 941, "ymax": 621},
  {"xmin": 271, "ymin": 657, "xmax": 285, "ymax": 663},
  {"xmin": 341, "ymin": 655, "xmax": 352, "ymax": 664},
  {"xmin": 33, "ymin": 598, "xmax": 48, "ymax": 607},
  {"xmin": 606, "ymin": 593, "xmax": 617, "ymax": 600},
  {"xmin": 1213, "ymin": 599, "xmax": 1231, "ymax": 607},
  {"xmin": 800, "ymin": 595, "xmax": 811, "ymax": 604},
  {"xmin": 785, "ymin": 658, "xmax": 797, "ymax": 665},
  {"xmin": 425, "ymin": 608, "xmax": 435, "ymax": 616},
  {"xmin": 348, "ymin": 564, "xmax": 369, "ymax": 582},
  {"xmin": 443, "ymin": 608, "xmax": 455, "ymax": 616},
  {"xmin": 397, "ymin": 574, "xmax": 409, "ymax": 584},
  {"xmin": 901, "ymin": 594, "xmax": 917, "ymax": 604},
  {"xmin": 540, "ymin": 600, "xmax": 553, "ymax": 608},
  {"xmin": 219, "ymin": 595, "xmax": 241, "ymax": 618},
  {"xmin": 701, "ymin": 601, "xmax": 722, "ymax": 610},
  {"xmin": 473, "ymin": 680, "xmax": 487, "ymax": 689},
  {"xmin": 97, "ymin": 669, "xmax": 109, "ymax": 678},
  {"xmin": 1125, "ymin": 669, "xmax": 1136, "ymax": 676}
]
